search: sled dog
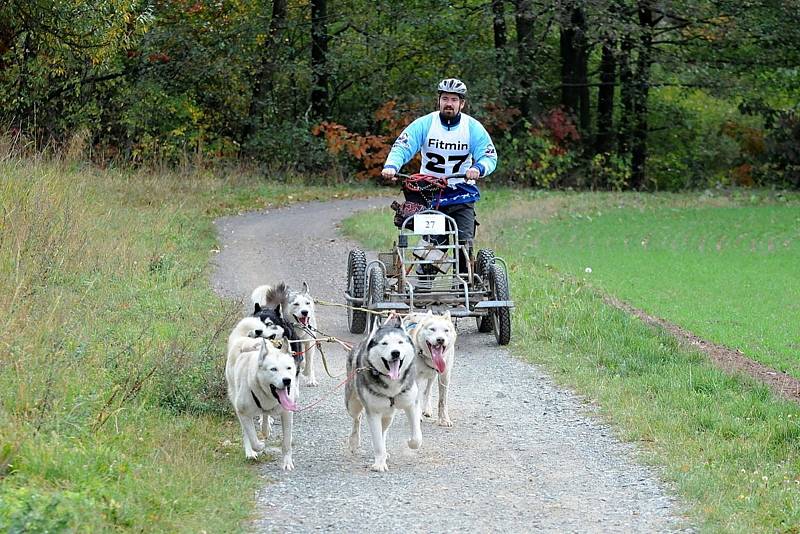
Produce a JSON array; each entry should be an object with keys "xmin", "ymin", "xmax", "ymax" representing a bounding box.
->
[
  {"xmin": 226, "ymin": 316, "xmax": 284, "ymax": 373},
  {"xmin": 226, "ymin": 338, "xmax": 299, "ymax": 468},
  {"xmin": 403, "ymin": 310, "xmax": 457, "ymax": 427},
  {"xmin": 252, "ymin": 302, "xmax": 302, "ymax": 375},
  {"xmin": 345, "ymin": 318, "xmax": 421, "ymax": 472},
  {"xmin": 252, "ymin": 282, "xmax": 320, "ymax": 386}
]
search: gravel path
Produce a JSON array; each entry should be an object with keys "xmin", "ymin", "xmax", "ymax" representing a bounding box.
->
[{"xmin": 211, "ymin": 198, "xmax": 691, "ymax": 533}]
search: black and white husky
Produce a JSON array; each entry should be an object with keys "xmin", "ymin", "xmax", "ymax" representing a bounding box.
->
[
  {"xmin": 252, "ymin": 282, "xmax": 320, "ymax": 386},
  {"xmin": 345, "ymin": 317, "xmax": 422, "ymax": 472},
  {"xmin": 252, "ymin": 302, "xmax": 301, "ymax": 376}
]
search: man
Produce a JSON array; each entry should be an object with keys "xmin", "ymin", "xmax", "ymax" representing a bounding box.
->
[{"xmin": 382, "ymin": 78, "xmax": 498, "ymax": 273}]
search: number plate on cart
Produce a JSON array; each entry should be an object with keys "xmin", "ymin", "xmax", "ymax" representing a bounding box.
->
[{"xmin": 412, "ymin": 213, "xmax": 445, "ymax": 235}]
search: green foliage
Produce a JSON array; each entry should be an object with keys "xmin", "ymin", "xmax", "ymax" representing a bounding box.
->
[
  {"xmin": 499, "ymin": 110, "xmax": 582, "ymax": 188},
  {"xmin": 0, "ymin": 486, "xmax": 100, "ymax": 533},
  {"xmin": 1, "ymin": 0, "xmax": 799, "ymax": 187},
  {"xmin": 764, "ymin": 108, "xmax": 800, "ymax": 187},
  {"xmin": 587, "ymin": 152, "xmax": 631, "ymax": 190}
]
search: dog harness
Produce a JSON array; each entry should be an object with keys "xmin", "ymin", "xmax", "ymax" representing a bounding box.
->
[
  {"xmin": 366, "ymin": 364, "xmax": 412, "ymax": 407},
  {"xmin": 417, "ymin": 348, "xmax": 439, "ymax": 372},
  {"xmin": 251, "ymin": 389, "xmax": 265, "ymax": 411}
]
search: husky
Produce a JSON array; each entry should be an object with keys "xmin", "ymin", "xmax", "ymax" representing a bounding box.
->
[
  {"xmin": 345, "ymin": 317, "xmax": 421, "ymax": 472},
  {"xmin": 403, "ymin": 310, "xmax": 457, "ymax": 427},
  {"xmin": 226, "ymin": 316, "xmax": 285, "ymax": 373},
  {"xmin": 226, "ymin": 338, "xmax": 299, "ymax": 468},
  {"xmin": 252, "ymin": 282, "xmax": 320, "ymax": 387},
  {"xmin": 252, "ymin": 302, "xmax": 302, "ymax": 376}
]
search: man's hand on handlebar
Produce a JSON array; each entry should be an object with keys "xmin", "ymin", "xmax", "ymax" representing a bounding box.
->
[
  {"xmin": 465, "ymin": 167, "xmax": 480, "ymax": 180},
  {"xmin": 382, "ymin": 167, "xmax": 398, "ymax": 182}
]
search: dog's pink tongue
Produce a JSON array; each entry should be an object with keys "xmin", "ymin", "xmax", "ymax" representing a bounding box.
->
[
  {"xmin": 388, "ymin": 359, "xmax": 401, "ymax": 380},
  {"xmin": 276, "ymin": 388, "xmax": 298, "ymax": 411},
  {"xmin": 299, "ymin": 316, "xmax": 309, "ymax": 326},
  {"xmin": 431, "ymin": 345, "xmax": 447, "ymax": 374}
]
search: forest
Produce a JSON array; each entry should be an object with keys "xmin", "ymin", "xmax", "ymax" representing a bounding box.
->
[{"xmin": 1, "ymin": 0, "xmax": 799, "ymax": 189}]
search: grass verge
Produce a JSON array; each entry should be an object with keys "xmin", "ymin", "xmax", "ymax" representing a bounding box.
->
[
  {"xmin": 341, "ymin": 190, "xmax": 800, "ymax": 533},
  {"xmin": 0, "ymin": 158, "xmax": 382, "ymax": 532}
]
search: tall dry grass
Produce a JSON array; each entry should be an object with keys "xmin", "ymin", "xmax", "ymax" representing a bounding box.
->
[{"xmin": 0, "ymin": 157, "xmax": 259, "ymax": 531}]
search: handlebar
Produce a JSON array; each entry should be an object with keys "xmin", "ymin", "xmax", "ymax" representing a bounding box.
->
[
  {"xmin": 393, "ymin": 172, "xmax": 471, "ymax": 192},
  {"xmin": 395, "ymin": 173, "xmax": 467, "ymax": 180}
]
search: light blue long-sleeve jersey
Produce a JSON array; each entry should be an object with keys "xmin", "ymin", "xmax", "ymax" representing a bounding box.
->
[{"xmin": 383, "ymin": 111, "xmax": 498, "ymax": 206}]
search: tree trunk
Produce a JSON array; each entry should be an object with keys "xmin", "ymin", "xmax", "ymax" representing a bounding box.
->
[
  {"xmin": 560, "ymin": 11, "xmax": 579, "ymax": 117},
  {"xmin": 595, "ymin": 37, "xmax": 616, "ymax": 154},
  {"xmin": 574, "ymin": 5, "xmax": 590, "ymax": 133},
  {"xmin": 513, "ymin": 0, "xmax": 538, "ymax": 121},
  {"xmin": 617, "ymin": 34, "xmax": 634, "ymax": 159},
  {"xmin": 560, "ymin": 3, "xmax": 589, "ymax": 132},
  {"xmin": 243, "ymin": 0, "xmax": 287, "ymax": 150},
  {"xmin": 630, "ymin": 1, "xmax": 654, "ymax": 189},
  {"xmin": 491, "ymin": 0, "xmax": 509, "ymax": 99},
  {"xmin": 310, "ymin": 0, "xmax": 329, "ymax": 119},
  {"xmin": 492, "ymin": 0, "xmax": 507, "ymax": 50}
]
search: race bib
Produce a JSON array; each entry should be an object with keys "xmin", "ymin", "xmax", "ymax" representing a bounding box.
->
[
  {"xmin": 412, "ymin": 213, "xmax": 446, "ymax": 235},
  {"xmin": 422, "ymin": 118, "xmax": 472, "ymax": 177}
]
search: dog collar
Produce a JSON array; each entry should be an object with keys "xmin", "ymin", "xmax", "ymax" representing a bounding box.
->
[
  {"xmin": 251, "ymin": 390, "xmax": 265, "ymax": 411},
  {"xmin": 417, "ymin": 348, "xmax": 438, "ymax": 371},
  {"xmin": 403, "ymin": 322, "xmax": 417, "ymax": 333},
  {"xmin": 390, "ymin": 385, "xmax": 411, "ymax": 407}
]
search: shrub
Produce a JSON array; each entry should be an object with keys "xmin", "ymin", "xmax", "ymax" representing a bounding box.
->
[
  {"xmin": 499, "ymin": 108, "xmax": 582, "ymax": 188},
  {"xmin": 763, "ymin": 109, "xmax": 800, "ymax": 187}
]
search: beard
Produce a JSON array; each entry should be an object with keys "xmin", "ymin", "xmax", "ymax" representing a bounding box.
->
[{"xmin": 440, "ymin": 105, "xmax": 459, "ymax": 118}]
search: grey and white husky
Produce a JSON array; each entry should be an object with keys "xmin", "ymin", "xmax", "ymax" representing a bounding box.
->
[
  {"xmin": 226, "ymin": 338, "xmax": 299, "ymax": 468},
  {"xmin": 345, "ymin": 317, "xmax": 422, "ymax": 472},
  {"xmin": 252, "ymin": 282, "xmax": 321, "ymax": 386}
]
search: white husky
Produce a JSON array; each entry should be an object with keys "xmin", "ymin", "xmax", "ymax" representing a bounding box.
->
[
  {"xmin": 226, "ymin": 338, "xmax": 299, "ymax": 468},
  {"xmin": 403, "ymin": 310, "xmax": 457, "ymax": 427},
  {"xmin": 252, "ymin": 282, "xmax": 320, "ymax": 386},
  {"xmin": 345, "ymin": 318, "xmax": 421, "ymax": 472}
]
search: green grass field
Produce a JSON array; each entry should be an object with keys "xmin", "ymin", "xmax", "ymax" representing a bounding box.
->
[
  {"xmin": 0, "ymin": 158, "xmax": 380, "ymax": 532},
  {"xmin": 480, "ymin": 190, "xmax": 800, "ymax": 378},
  {"xmin": 342, "ymin": 190, "xmax": 800, "ymax": 533}
]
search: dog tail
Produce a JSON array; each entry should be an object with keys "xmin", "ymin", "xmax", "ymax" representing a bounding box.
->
[
  {"xmin": 263, "ymin": 282, "xmax": 290, "ymax": 308},
  {"xmin": 250, "ymin": 284, "xmax": 273, "ymax": 307}
]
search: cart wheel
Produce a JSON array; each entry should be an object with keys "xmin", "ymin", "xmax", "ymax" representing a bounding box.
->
[
  {"xmin": 366, "ymin": 263, "xmax": 386, "ymax": 331},
  {"xmin": 488, "ymin": 263, "xmax": 511, "ymax": 345},
  {"xmin": 347, "ymin": 249, "xmax": 367, "ymax": 334},
  {"xmin": 475, "ymin": 249, "xmax": 495, "ymax": 281},
  {"xmin": 475, "ymin": 249, "xmax": 495, "ymax": 332}
]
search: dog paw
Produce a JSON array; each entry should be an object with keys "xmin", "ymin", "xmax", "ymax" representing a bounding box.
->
[
  {"xmin": 245, "ymin": 450, "xmax": 261, "ymax": 460},
  {"xmin": 422, "ymin": 409, "xmax": 433, "ymax": 418},
  {"xmin": 407, "ymin": 437, "xmax": 421, "ymax": 449},
  {"xmin": 370, "ymin": 461, "xmax": 389, "ymax": 472},
  {"xmin": 252, "ymin": 440, "xmax": 266, "ymax": 452},
  {"xmin": 438, "ymin": 418, "xmax": 453, "ymax": 427},
  {"xmin": 347, "ymin": 437, "xmax": 360, "ymax": 454},
  {"xmin": 282, "ymin": 456, "xmax": 295, "ymax": 471},
  {"xmin": 304, "ymin": 377, "xmax": 319, "ymax": 387}
]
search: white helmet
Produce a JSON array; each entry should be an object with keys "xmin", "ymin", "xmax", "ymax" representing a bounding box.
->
[{"xmin": 437, "ymin": 78, "xmax": 467, "ymax": 97}]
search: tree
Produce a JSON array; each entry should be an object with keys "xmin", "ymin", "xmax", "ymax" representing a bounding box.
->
[
  {"xmin": 559, "ymin": 1, "xmax": 590, "ymax": 132},
  {"xmin": 310, "ymin": 0, "xmax": 329, "ymax": 119}
]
